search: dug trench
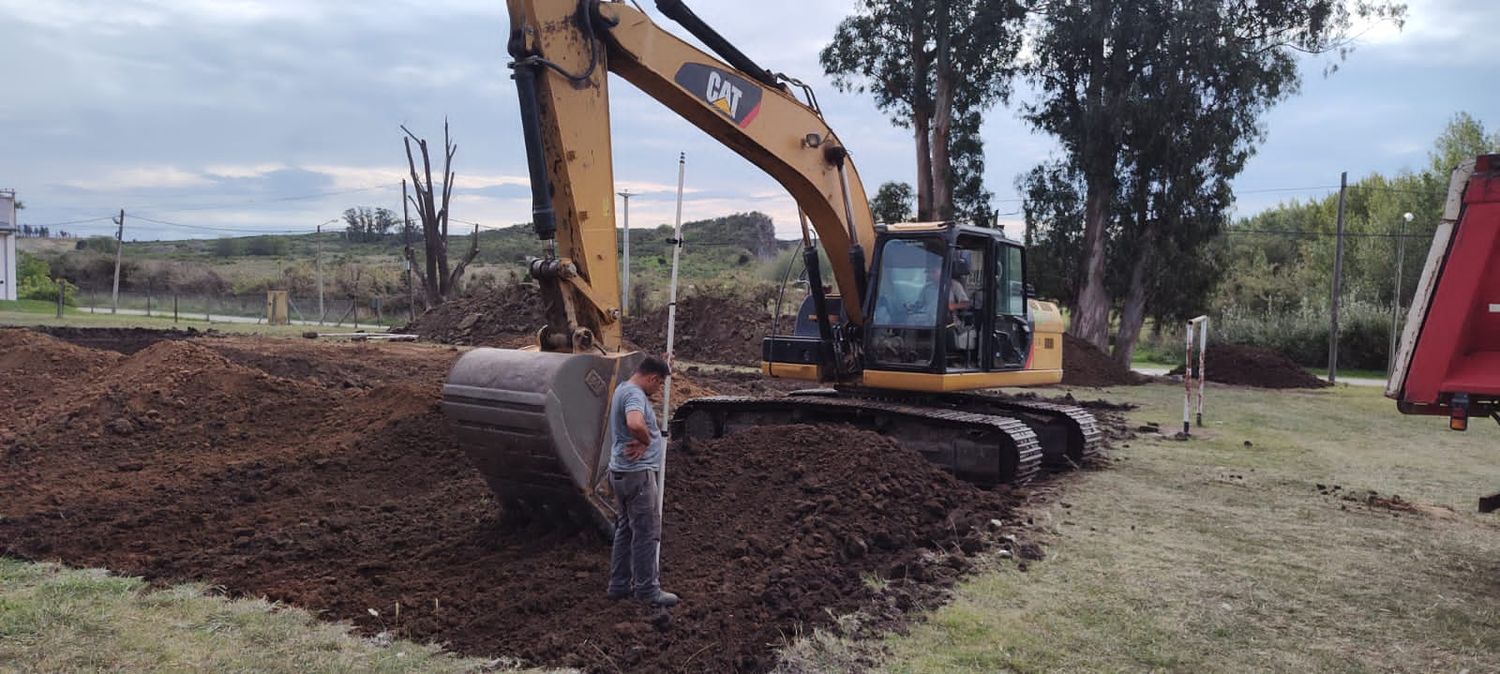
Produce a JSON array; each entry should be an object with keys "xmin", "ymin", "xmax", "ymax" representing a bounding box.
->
[{"xmin": 0, "ymin": 328, "xmax": 1124, "ymax": 672}]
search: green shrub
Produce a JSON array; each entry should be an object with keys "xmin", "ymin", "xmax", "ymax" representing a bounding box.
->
[
  {"xmin": 16, "ymin": 253, "xmax": 76, "ymax": 305},
  {"xmin": 244, "ymin": 236, "xmax": 288, "ymax": 256},
  {"xmin": 76, "ymin": 236, "xmax": 116, "ymax": 254},
  {"xmin": 1133, "ymin": 300, "xmax": 1396, "ymax": 372},
  {"xmin": 213, "ymin": 237, "xmax": 242, "ymax": 257}
]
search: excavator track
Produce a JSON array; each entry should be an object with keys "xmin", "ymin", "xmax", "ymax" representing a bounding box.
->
[
  {"xmin": 943, "ymin": 394, "xmax": 1103, "ymax": 468},
  {"xmin": 785, "ymin": 387, "xmax": 1103, "ymax": 470},
  {"xmin": 671, "ymin": 395, "xmax": 1043, "ymax": 486}
]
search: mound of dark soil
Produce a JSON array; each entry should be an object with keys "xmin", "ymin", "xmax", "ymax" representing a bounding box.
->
[
  {"xmin": 0, "ymin": 330, "xmax": 125, "ymax": 429},
  {"xmin": 1173, "ymin": 344, "xmax": 1331, "ymax": 389},
  {"xmin": 403, "ymin": 286, "xmax": 774, "ymax": 366},
  {"xmin": 399, "ymin": 284, "xmax": 545, "ymax": 348},
  {"xmin": 624, "ymin": 294, "xmax": 773, "ymax": 367},
  {"xmin": 32, "ymin": 325, "xmax": 209, "ymax": 354},
  {"xmin": 1062, "ymin": 333, "xmax": 1142, "ymax": 387},
  {"xmin": 0, "ymin": 336, "xmax": 1034, "ymax": 673}
]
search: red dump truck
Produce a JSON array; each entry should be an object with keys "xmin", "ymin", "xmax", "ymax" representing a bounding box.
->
[{"xmin": 1387, "ymin": 154, "xmax": 1500, "ymax": 508}]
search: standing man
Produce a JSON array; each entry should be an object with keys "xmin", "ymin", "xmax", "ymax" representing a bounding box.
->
[{"xmin": 605, "ymin": 356, "xmax": 680, "ymax": 607}]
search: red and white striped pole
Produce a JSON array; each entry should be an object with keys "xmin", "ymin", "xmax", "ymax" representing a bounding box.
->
[
  {"xmin": 1183, "ymin": 315, "xmax": 1209, "ymax": 435},
  {"xmin": 1183, "ymin": 322, "xmax": 1193, "ymax": 435},
  {"xmin": 1196, "ymin": 317, "xmax": 1209, "ymax": 427}
]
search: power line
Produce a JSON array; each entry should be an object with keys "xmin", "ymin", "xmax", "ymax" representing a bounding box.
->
[
  {"xmin": 129, "ymin": 214, "xmax": 321, "ymax": 234},
  {"xmin": 130, "ymin": 183, "xmax": 400, "ymax": 213},
  {"xmin": 26, "ymin": 215, "xmax": 116, "ymax": 228}
]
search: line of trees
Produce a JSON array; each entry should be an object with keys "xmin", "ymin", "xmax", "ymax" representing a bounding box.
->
[
  {"xmin": 824, "ymin": 0, "xmax": 1406, "ymax": 364},
  {"xmin": 15, "ymin": 225, "xmax": 73, "ymax": 238}
]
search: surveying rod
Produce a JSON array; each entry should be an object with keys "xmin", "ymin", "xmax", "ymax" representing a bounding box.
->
[{"xmin": 657, "ymin": 152, "xmax": 686, "ymax": 568}]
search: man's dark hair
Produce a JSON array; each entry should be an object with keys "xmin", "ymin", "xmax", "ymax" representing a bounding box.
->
[{"xmin": 637, "ymin": 356, "xmax": 671, "ymax": 378}]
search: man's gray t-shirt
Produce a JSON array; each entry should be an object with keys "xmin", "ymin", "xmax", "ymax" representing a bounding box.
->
[{"xmin": 608, "ymin": 381, "xmax": 664, "ymax": 472}]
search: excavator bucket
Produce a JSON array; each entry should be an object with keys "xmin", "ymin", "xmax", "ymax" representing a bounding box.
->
[
  {"xmin": 442, "ymin": 348, "xmax": 643, "ymax": 532},
  {"xmin": 1389, "ymin": 154, "xmax": 1500, "ymax": 428}
]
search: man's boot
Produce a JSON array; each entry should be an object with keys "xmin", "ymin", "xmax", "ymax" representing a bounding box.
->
[{"xmin": 639, "ymin": 589, "xmax": 680, "ymax": 607}]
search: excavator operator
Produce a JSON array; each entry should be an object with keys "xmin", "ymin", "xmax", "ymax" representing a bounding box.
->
[{"xmin": 909, "ymin": 256, "xmax": 971, "ymax": 322}]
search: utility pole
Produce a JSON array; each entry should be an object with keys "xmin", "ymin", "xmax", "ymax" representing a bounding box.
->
[
  {"xmin": 110, "ymin": 209, "xmax": 124, "ymax": 314},
  {"xmin": 403, "ymin": 186, "xmax": 416, "ymax": 322},
  {"xmin": 1388, "ymin": 211, "xmax": 1414, "ymax": 374},
  {"xmin": 316, "ymin": 221, "xmax": 325, "ymax": 325},
  {"xmin": 1327, "ymin": 172, "xmax": 1348, "ymax": 383},
  {"xmin": 617, "ymin": 189, "xmax": 634, "ymax": 316}
]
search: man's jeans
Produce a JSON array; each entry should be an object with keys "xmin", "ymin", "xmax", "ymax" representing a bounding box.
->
[{"xmin": 607, "ymin": 469, "xmax": 661, "ymax": 597}]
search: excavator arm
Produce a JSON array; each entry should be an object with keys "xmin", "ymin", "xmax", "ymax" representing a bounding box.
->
[
  {"xmin": 442, "ymin": 0, "xmax": 877, "ymax": 530},
  {"xmin": 507, "ymin": 0, "xmax": 875, "ymax": 353}
]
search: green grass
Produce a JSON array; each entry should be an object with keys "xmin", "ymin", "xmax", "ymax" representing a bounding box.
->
[
  {"xmin": 1130, "ymin": 357, "xmax": 1176, "ymax": 371},
  {"xmin": 836, "ymin": 383, "xmax": 1500, "ymax": 673},
  {"xmin": 0, "ymin": 309, "xmax": 323, "ymax": 337},
  {"xmin": 1312, "ymin": 366, "xmax": 1388, "ymax": 380},
  {"xmin": 0, "ymin": 558, "xmax": 534, "ymax": 673},
  {"xmin": 0, "ymin": 299, "xmax": 64, "ymax": 315}
]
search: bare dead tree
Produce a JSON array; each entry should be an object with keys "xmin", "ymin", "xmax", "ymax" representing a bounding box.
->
[{"xmin": 402, "ymin": 119, "xmax": 478, "ymax": 308}]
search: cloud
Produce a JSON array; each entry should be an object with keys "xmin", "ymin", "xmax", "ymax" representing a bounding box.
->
[
  {"xmin": 1, "ymin": 0, "xmax": 1494, "ymax": 242},
  {"xmin": 203, "ymin": 162, "xmax": 289, "ymax": 179},
  {"xmin": 65, "ymin": 165, "xmax": 214, "ymax": 191}
]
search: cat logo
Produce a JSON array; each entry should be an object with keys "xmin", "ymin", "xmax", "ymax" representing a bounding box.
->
[
  {"xmin": 674, "ymin": 63, "xmax": 763, "ymax": 129},
  {"xmin": 706, "ymin": 71, "xmax": 742, "ymax": 117}
]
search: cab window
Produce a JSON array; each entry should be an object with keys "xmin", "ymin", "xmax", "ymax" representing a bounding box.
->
[{"xmin": 869, "ymin": 238, "xmax": 943, "ymax": 368}]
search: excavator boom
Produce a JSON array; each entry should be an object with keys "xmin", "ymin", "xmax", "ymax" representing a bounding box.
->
[{"xmin": 505, "ymin": 0, "xmax": 874, "ymax": 352}]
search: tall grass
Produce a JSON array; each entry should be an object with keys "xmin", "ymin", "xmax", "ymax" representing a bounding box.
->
[{"xmin": 1135, "ymin": 300, "xmax": 1400, "ymax": 372}]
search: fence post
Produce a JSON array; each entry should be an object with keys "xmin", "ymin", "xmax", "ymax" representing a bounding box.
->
[
  {"xmin": 1196, "ymin": 317, "xmax": 1208, "ymax": 427},
  {"xmin": 1183, "ymin": 315, "xmax": 1209, "ymax": 435},
  {"xmin": 146, "ymin": 280, "xmax": 153, "ymax": 317},
  {"xmin": 56, "ymin": 280, "xmax": 64, "ymax": 318},
  {"xmin": 1328, "ymin": 171, "xmax": 1348, "ymax": 383},
  {"xmin": 173, "ymin": 294, "xmax": 179, "ymax": 323},
  {"xmin": 1183, "ymin": 323, "xmax": 1193, "ymax": 435}
]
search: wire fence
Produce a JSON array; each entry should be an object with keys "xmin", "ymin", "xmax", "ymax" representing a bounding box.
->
[{"xmin": 68, "ymin": 284, "xmax": 416, "ymax": 328}]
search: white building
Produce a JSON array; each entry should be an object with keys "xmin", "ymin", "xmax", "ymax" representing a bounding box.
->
[{"xmin": 0, "ymin": 189, "xmax": 16, "ymax": 301}]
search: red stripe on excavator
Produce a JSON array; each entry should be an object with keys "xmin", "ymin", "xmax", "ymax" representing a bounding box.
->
[{"xmin": 738, "ymin": 102, "xmax": 761, "ymax": 128}]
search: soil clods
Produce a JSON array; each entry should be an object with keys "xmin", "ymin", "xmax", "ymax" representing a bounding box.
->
[{"xmin": 0, "ymin": 329, "xmax": 1034, "ymax": 673}]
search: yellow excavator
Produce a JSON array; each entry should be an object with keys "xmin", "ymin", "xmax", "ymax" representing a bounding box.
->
[{"xmin": 441, "ymin": 0, "xmax": 1100, "ymax": 530}]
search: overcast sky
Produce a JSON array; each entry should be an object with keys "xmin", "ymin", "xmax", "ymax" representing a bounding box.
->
[{"xmin": 0, "ymin": 0, "xmax": 1495, "ymax": 241}]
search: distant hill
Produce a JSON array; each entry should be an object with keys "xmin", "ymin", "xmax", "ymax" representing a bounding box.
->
[{"xmin": 15, "ymin": 211, "xmax": 795, "ymax": 303}]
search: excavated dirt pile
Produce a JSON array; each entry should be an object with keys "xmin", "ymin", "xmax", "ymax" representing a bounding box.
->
[
  {"xmin": 0, "ymin": 328, "xmax": 123, "ymax": 414},
  {"xmin": 398, "ymin": 284, "xmax": 545, "ymax": 348},
  {"xmin": 33, "ymin": 325, "xmax": 206, "ymax": 354},
  {"xmin": 401, "ymin": 286, "xmax": 774, "ymax": 365},
  {"xmin": 1062, "ymin": 333, "xmax": 1144, "ymax": 387},
  {"xmin": 624, "ymin": 294, "xmax": 773, "ymax": 367},
  {"xmin": 1172, "ymin": 343, "xmax": 1331, "ymax": 389},
  {"xmin": 1, "ymin": 329, "xmax": 1036, "ymax": 673}
]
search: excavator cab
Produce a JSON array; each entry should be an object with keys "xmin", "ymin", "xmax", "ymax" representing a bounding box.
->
[
  {"xmin": 865, "ymin": 224, "xmax": 1032, "ymax": 375},
  {"xmin": 764, "ymin": 222, "xmax": 1065, "ymax": 391}
]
